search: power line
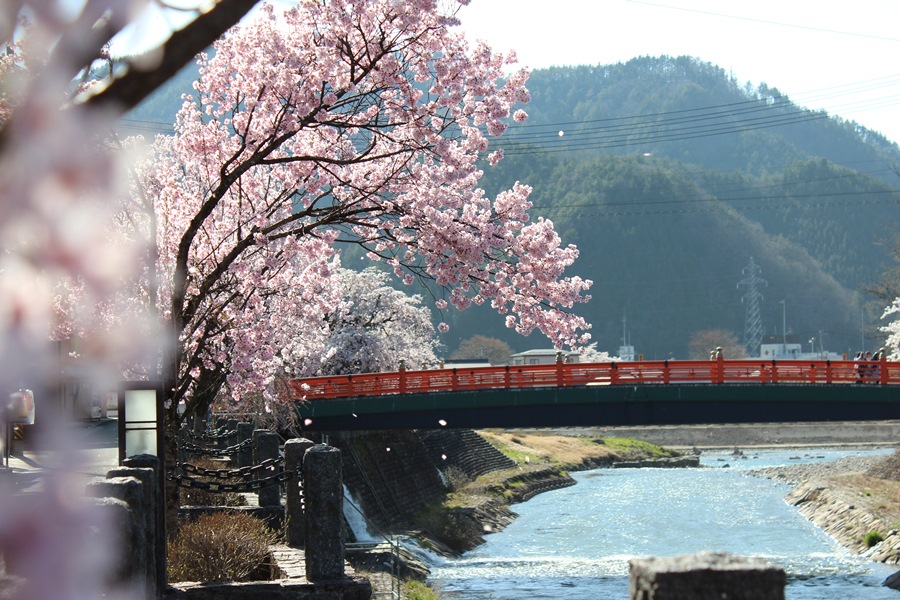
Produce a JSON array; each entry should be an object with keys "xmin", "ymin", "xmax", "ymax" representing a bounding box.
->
[
  {"xmin": 492, "ymin": 72, "xmax": 900, "ymax": 154},
  {"xmin": 499, "ymin": 111, "xmax": 832, "ymax": 155},
  {"xmin": 495, "ymin": 92, "xmax": 900, "ymax": 155}
]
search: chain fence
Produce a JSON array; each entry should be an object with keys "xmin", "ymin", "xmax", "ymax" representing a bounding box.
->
[
  {"xmin": 168, "ymin": 468, "xmax": 297, "ymax": 493},
  {"xmin": 184, "ymin": 426, "xmax": 238, "ymax": 442},
  {"xmin": 176, "ymin": 457, "xmax": 284, "ymax": 480},
  {"xmin": 174, "ymin": 427, "xmax": 298, "ymax": 495},
  {"xmin": 180, "ymin": 437, "xmax": 253, "ymax": 457}
]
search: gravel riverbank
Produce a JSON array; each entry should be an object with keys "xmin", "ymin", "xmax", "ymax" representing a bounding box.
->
[{"xmin": 750, "ymin": 451, "xmax": 900, "ymax": 565}]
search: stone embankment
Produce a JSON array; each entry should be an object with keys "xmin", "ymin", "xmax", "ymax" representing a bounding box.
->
[
  {"xmin": 613, "ymin": 456, "xmax": 700, "ymax": 469},
  {"xmin": 751, "ymin": 455, "xmax": 900, "ymax": 565},
  {"xmin": 590, "ymin": 421, "xmax": 900, "ymax": 449}
]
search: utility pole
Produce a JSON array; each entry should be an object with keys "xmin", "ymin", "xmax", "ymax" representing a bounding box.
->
[
  {"xmin": 779, "ymin": 300, "xmax": 787, "ymax": 357},
  {"xmin": 737, "ymin": 257, "xmax": 766, "ymax": 357}
]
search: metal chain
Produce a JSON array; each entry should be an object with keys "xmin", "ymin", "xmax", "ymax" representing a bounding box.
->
[
  {"xmin": 168, "ymin": 469, "xmax": 297, "ymax": 493},
  {"xmin": 185, "ymin": 427, "xmax": 238, "ymax": 442},
  {"xmin": 175, "ymin": 457, "xmax": 284, "ymax": 480},
  {"xmin": 180, "ymin": 438, "xmax": 253, "ymax": 457}
]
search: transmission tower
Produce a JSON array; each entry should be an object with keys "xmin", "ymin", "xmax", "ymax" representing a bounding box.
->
[{"xmin": 737, "ymin": 257, "xmax": 767, "ymax": 357}]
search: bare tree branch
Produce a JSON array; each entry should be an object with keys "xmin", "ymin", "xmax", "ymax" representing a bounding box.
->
[{"xmin": 83, "ymin": 0, "xmax": 258, "ymax": 113}]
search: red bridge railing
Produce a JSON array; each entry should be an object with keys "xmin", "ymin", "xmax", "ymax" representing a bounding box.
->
[{"xmin": 289, "ymin": 358, "xmax": 900, "ymax": 401}]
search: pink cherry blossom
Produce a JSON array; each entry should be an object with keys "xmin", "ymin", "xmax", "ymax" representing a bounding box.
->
[{"xmin": 126, "ymin": 0, "xmax": 592, "ymax": 423}]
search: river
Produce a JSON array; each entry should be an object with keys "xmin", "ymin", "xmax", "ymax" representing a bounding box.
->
[{"xmin": 427, "ymin": 448, "xmax": 897, "ymax": 599}]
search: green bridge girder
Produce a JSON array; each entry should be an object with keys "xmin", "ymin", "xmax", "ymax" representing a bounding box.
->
[{"xmin": 296, "ymin": 383, "xmax": 900, "ymax": 431}]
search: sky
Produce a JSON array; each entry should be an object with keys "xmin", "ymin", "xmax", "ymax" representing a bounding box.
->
[
  {"xmin": 112, "ymin": 0, "xmax": 900, "ymax": 144},
  {"xmin": 455, "ymin": 0, "xmax": 900, "ymax": 144}
]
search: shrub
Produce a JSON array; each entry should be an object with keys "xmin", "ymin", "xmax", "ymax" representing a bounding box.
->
[
  {"xmin": 168, "ymin": 512, "xmax": 278, "ymax": 583},
  {"xmin": 865, "ymin": 531, "xmax": 885, "ymax": 548},
  {"xmin": 404, "ymin": 580, "xmax": 442, "ymax": 600},
  {"xmin": 600, "ymin": 437, "xmax": 681, "ymax": 459},
  {"xmin": 443, "ymin": 466, "xmax": 472, "ymax": 492}
]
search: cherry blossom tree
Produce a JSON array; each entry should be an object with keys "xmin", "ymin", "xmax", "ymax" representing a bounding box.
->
[
  {"xmin": 2, "ymin": 0, "xmax": 594, "ymax": 562},
  {"xmin": 312, "ymin": 267, "xmax": 440, "ymax": 375},
  {"xmin": 134, "ymin": 0, "xmax": 592, "ymax": 436},
  {"xmin": 0, "ymin": 1, "xmax": 237, "ymax": 597},
  {"xmin": 882, "ymin": 298, "xmax": 900, "ymax": 359}
]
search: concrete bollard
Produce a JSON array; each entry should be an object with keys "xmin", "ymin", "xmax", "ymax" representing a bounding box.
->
[
  {"xmin": 107, "ymin": 467, "xmax": 157, "ymax": 599},
  {"xmin": 85, "ymin": 477, "xmax": 148, "ymax": 595},
  {"xmin": 177, "ymin": 425, "xmax": 190, "ymax": 464},
  {"xmin": 236, "ymin": 422, "xmax": 254, "ymax": 468},
  {"xmin": 253, "ymin": 430, "xmax": 282, "ymax": 507},
  {"xmin": 225, "ymin": 418, "xmax": 238, "ymax": 456},
  {"xmin": 284, "ymin": 437, "xmax": 315, "ymax": 547},
  {"xmin": 304, "ymin": 444, "xmax": 345, "ymax": 582},
  {"xmin": 121, "ymin": 453, "xmax": 165, "ymax": 597},
  {"xmin": 215, "ymin": 418, "xmax": 229, "ymax": 449},
  {"xmin": 88, "ymin": 497, "xmax": 138, "ymax": 592},
  {"xmin": 629, "ymin": 551, "xmax": 785, "ymax": 600}
]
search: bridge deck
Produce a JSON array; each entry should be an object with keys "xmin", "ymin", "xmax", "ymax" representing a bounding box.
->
[{"xmin": 290, "ymin": 359, "xmax": 900, "ymax": 431}]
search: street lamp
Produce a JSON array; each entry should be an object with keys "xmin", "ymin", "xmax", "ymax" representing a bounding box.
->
[{"xmin": 779, "ymin": 300, "xmax": 786, "ymax": 358}]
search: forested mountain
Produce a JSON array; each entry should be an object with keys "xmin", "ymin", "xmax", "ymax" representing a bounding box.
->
[
  {"xmin": 126, "ymin": 55, "xmax": 900, "ymax": 359},
  {"xmin": 506, "ymin": 57, "xmax": 899, "ymax": 180}
]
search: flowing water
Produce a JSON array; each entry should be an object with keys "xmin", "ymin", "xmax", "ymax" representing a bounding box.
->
[{"xmin": 427, "ymin": 448, "xmax": 897, "ymax": 599}]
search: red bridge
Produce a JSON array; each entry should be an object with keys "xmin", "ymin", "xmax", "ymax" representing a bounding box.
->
[{"xmin": 290, "ymin": 358, "xmax": 900, "ymax": 431}]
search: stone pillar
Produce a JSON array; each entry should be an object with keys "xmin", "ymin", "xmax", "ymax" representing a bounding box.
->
[
  {"xmin": 215, "ymin": 418, "xmax": 228, "ymax": 449},
  {"xmin": 304, "ymin": 444, "xmax": 345, "ymax": 582},
  {"xmin": 284, "ymin": 437, "xmax": 315, "ymax": 547},
  {"xmin": 225, "ymin": 418, "xmax": 239, "ymax": 454},
  {"xmin": 237, "ymin": 422, "xmax": 255, "ymax": 467},
  {"xmin": 107, "ymin": 467, "xmax": 157, "ymax": 599},
  {"xmin": 629, "ymin": 552, "xmax": 785, "ymax": 600},
  {"xmin": 236, "ymin": 422, "xmax": 254, "ymax": 467},
  {"xmin": 253, "ymin": 429, "xmax": 282, "ymax": 507},
  {"xmin": 85, "ymin": 477, "xmax": 148, "ymax": 595},
  {"xmin": 122, "ymin": 454, "xmax": 165, "ymax": 597},
  {"xmin": 88, "ymin": 497, "xmax": 137, "ymax": 593}
]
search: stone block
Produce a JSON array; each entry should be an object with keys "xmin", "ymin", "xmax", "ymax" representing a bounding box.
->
[{"xmin": 629, "ymin": 551, "xmax": 785, "ymax": 600}]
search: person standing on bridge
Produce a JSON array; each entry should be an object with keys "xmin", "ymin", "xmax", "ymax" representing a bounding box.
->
[{"xmin": 871, "ymin": 349, "xmax": 884, "ymax": 384}]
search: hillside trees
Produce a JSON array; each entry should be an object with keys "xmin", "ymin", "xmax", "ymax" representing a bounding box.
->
[
  {"xmin": 687, "ymin": 329, "xmax": 747, "ymax": 360},
  {"xmin": 451, "ymin": 335, "xmax": 513, "ymax": 365}
]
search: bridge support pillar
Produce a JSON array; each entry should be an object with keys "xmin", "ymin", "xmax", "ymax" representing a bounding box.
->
[{"xmin": 629, "ymin": 551, "xmax": 785, "ymax": 599}]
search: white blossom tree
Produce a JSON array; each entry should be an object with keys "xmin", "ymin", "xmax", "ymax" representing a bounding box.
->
[
  {"xmin": 882, "ymin": 298, "xmax": 900, "ymax": 359},
  {"xmin": 312, "ymin": 267, "xmax": 440, "ymax": 375}
]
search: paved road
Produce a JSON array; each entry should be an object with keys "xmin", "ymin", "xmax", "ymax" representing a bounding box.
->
[{"xmin": 1, "ymin": 418, "xmax": 120, "ymax": 492}]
